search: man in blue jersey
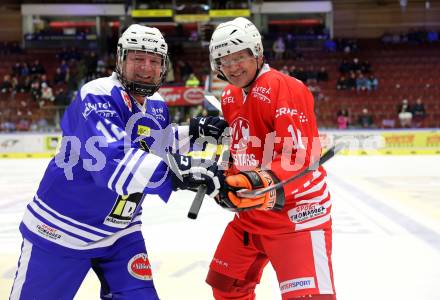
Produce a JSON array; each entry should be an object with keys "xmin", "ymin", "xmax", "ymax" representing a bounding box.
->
[{"xmin": 10, "ymin": 24, "xmax": 227, "ymax": 300}]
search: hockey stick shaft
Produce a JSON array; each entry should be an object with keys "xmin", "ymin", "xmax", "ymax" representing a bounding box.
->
[
  {"xmin": 236, "ymin": 143, "xmax": 343, "ymax": 198},
  {"xmin": 188, "ymin": 185, "xmax": 207, "ymax": 219},
  {"xmin": 187, "ymin": 93, "xmax": 224, "ymax": 219}
]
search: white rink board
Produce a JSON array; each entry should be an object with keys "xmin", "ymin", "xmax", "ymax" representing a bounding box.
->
[{"xmin": 1, "ymin": 155, "xmax": 440, "ymax": 300}]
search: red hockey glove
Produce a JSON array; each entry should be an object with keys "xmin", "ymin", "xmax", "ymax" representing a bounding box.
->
[{"xmin": 215, "ymin": 168, "xmax": 285, "ymax": 212}]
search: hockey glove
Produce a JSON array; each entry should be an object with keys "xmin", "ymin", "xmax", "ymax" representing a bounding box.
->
[
  {"xmin": 166, "ymin": 153, "xmax": 224, "ymax": 198},
  {"xmin": 189, "ymin": 116, "xmax": 229, "ymax": 142},
  {"xmin": 215, "ymin": 169, "xmax": 285, "ymax": 212}
]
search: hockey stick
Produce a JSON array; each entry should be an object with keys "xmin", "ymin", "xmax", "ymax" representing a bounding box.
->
[
  {"xmin": 187, "ymin": 93, "xmax": 227, "ymax": 219},
  {"xmin": 236, "ymin": 143, "xmax": 344, "ymax": 198},
  {"xmin": 188, "ymin": 185, "xmax": 207, "ymax": 219}
]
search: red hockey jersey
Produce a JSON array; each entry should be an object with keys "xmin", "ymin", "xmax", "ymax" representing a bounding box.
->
[{"xmin": 221, "ymin": 65, "xmax": 331, "ymax": 235}]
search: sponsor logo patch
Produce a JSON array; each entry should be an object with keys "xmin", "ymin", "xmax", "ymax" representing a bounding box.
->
[
  {"xmin": 128, "ymin": 253, "xmax": 153, "ymax": 280},
  {"xmin": 279, "ymin": 277, "xmax": 315, "ymax": 294},
  {"xmin": 36, "ymin": 223, "xmax": 62, "ymax": 240},
  {"xmin": 212, "ymin": 257, "xmax": 229, "ymax": 268},
  {"xmin": 137, "ymin": 125, "xmax": 151, "ymax": 136},
  {"xmin": 183, "ymin": 88, "xmax": 205, "ymax": 105},
  {"xmin": 288, "ymin": 203, "xmax": 326, "ymax": 223},
  {"xmin": 251, "ymin": 85, "xmax": 271, "ymax": 103},
  {"xmin": 104, "ymin": 194, "xmax": 143, "ymax": 228},
  {"xmin": 82, "ymin": 101, "xmax": 117, "ymax": 119},
  {"xmin": 151, "ymin": 107, "xmax": 165, "ymax": 121}
]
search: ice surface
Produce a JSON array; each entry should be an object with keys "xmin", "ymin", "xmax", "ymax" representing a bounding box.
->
[{"xmin": 1, "ymin": 155, "xmax": 439, "ymax": 300}]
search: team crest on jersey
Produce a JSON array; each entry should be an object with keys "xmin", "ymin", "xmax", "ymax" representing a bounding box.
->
[
  {"xmin": 231, "ymin": 117, "xmax": 250, "ymax": 151},
  {"xmin": 121, "ymin": 90, "xmax": 132, "ymax": 112},
  {"xmin": 128, "ymin": 253, "xmax": 153, "ymax": 280}
]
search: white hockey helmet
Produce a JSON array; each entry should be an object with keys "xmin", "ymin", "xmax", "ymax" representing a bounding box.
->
[
  {"xmin": 209, "ymin": 17, "xmax": 263, "ymax": 72},
  {"xmin": 116, "ymin": 24, "xmax": 168, "ymax": 97}
]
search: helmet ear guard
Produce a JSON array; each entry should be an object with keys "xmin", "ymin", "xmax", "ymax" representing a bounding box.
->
[{"xmin": 116, "ymin": 24, "xmax": 169, "ymax": 97}]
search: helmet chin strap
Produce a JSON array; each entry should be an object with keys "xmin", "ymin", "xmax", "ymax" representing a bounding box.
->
[{"xmin": 116, "ymin": 54, "xmax": 168, "ymax": 97}]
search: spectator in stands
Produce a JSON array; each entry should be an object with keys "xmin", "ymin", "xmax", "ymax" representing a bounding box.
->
[
  {"xmin": 20, "ymin": 62, "xmax": 30, "ymax": 77},
  {"xmin": 30, "ymin": 59, "xmax": 46, "ymax": 75},
  {"xmin": 294, "ymin": 66, "xmax": 307, "ymax": 82},
  {"xmin": 280, "ymin": 65, "xmax": 289, "ymax": 75},
  {"xmin": 347, "ymin": 72, "xmax": 357, "ymax": 91},
  {"xmin": 336, "ymin": 75, "xmax": 348, "ymax": 90},
  {"xmin": 16, "ymin": 116, "xmax": 30, "ymax": 131},
  {"xmin": 32, "ymin": 117, "xmax": 49, "ymax": 132},
  {"xmin": 356, "ymin": 74, "xmax": 371, "ymax": 92},
  {"xmin": 53, "ymin": 67, "xmax": 66, "ymax": 85},
  {"xmin": 54, "ymin": 88, "xmax": 70, "ymax": 106},
  {"xmin": 0, "ymin": 75, "xmax": 13, "ymax": 93},
  {"xmin": 0, "ymin": 119, "xmax": 16, "ymax": 132},
  {"xmin": 40, "ymin": 82, "xmax": 55, "ymax": 106},
  {"xmin": 324, "ymin": 39, "xmax": 337, "ymax": 52},
  {"xmin": 427, "ymin": 30, "xmax": 439, "ymax": 43},
  {"xmin": 336, "ymin": 109, "xmax": 350, "ymax": 129},
  {"xmin": 397, "ymin": 99, "xmax": 412, "ymax": 128},
  {"xmin": 30, "ymin": 79, "xmax": 41, "ymax": 102},
  {"xmin": 185, "ymin": 73, "xmax": 200, "ymax": 87},
  {"xmin": 357, "ymin": 108, "xmax": 374, "ymax": 128},
  {"xmin": 284, "ymin": 34, "xmax": 296, "ymax": 59},
  {"xmin": 177, "ymin": 60, "xmax": 193, "ymax": 83},
  {"xmin": 59, "ymin": 59, "xmax": 69, "ymax": 75},
  {"xmin": 369, "ymin": 75, "xmax": 379, "ymax": 91},
  {"xmin": 306, "ymin": 66, "xmax": 318, "ymax": 84},
  {"xmin": 289, "ymin": 65, "xmax": 299, "ymax": 79},
  {"xmin": 40, "ymin": 74, "xmax": 49, "ymax": 87},
  {"xmin": 339, "ymin": 59, "xmax": 351, "ymax": 74},
  {"xmin": 360, "ymin": 60, "xmax": 371, "ymax": 74},
  {"xmin": 272, "ymin": 37, "xmax": 285, "ymax": 60},
  {"xmin": 12, "ymin": 62, "xmax": 22, "ymax": 77},
  {"xmin": 15, "ymin": 76, "xmax": 29, "ymax": 93},
  {"xmin": 317, "ymin": 67, "xmax": 329, "ymax": 82},
  {"xmin": 411, "ymin": 97, "xmax": 427, "ymax": 128},
  {"xmin": 351, "ymin": 58, "xmax": 362, "ymax": 72},
  {"xmin": 189, "ymin": 30, "xmax": 198, "ymax": 42}
]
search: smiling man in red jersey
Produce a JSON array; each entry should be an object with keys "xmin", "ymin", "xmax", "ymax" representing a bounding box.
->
[{"xmin": 206, "ymin": 17, "xmax": 336, "ymax": 300}]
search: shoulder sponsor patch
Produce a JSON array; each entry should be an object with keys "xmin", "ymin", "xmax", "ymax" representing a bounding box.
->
[
  {"xmin": 128, "ymin": 253, "xmax": 153, "ymax": 280},
  {"xmin": 251, "ymin": 85, "xmax": 271, "ymax": 103}
]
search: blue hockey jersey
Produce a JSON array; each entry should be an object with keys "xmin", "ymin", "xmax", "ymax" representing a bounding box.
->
[{"xmin": 20, "ymin": 73, "xmax": 182, "ymax": 257}]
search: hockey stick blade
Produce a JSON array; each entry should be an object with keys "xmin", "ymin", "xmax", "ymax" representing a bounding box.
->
[
  {"xmin": 236, "ymin": 143, "xmax": 343, "ymax": 198},
  {"xmin": 188, "ymin": 185, "xmax": 207, "ymax": 219}
]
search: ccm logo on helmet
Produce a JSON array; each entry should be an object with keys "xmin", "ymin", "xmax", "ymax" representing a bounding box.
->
[
  {"xmin": 142, "ymin": 38, "xmax": 158, "ymax": 43},
  {"xmin": 214, "ymin": 42, "xmax": 228, "ymax": 49}
]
